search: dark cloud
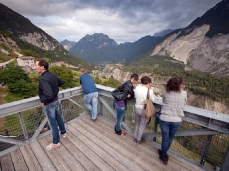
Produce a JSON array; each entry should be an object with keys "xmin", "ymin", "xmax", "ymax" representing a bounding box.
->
[{"xmin": 0, "ymin": 0, "xmax": 222, "ymax": 43}]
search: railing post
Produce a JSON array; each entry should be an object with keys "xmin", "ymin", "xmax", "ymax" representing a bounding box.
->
[
  {"xmin": 59, "ymin": 100, "xmax": 65, "ymax": 122},
  {"xmin": 18, "ymin": 112, "xmax": 28, "ymax": 140},
  {"xmin": 99, "ymin": 94, "xmax": 103, "ymax": 116},
  {"xmin": 200, "ymin": 134, "xmax": 212, "ymax": 165},
  {"xmin": 220, "ymin": 145, "xmax": 229, "ymax": 171},
  {"xmin": 153, "ymin": 116, "xmax": 159, "ymax": 142}
]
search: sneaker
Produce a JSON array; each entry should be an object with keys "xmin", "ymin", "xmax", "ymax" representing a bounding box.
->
[
  {"xmin": 46, "ymin": 143, "xmax": 60, "ymax": 150},
  {"xmin": 92, "ymin": 118, "xmax": 97, "ymax": 122},
  {"xmin": 62, "ymin": 133, "xmax": 67, "ymax": 138}
]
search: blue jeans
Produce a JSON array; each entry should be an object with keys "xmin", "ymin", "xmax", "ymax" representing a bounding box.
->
[
  {"xmin": 43, "ymin": 100, "xmax": 66, "ymax": 144},
  {"xmin": 160, "ymin": 120, "xmax": 181, "ymax": 156},
  {"xmin": 84, "ymin": 92, "xmax": 98, "ymax": 120},
  {"xmin": 114, "ymin": 103, "xmax": 125, "ymax": 133}
]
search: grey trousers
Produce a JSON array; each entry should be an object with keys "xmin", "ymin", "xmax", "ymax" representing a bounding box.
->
[{"xmin": 134, "ymin": 107, "xmax": 148, "ymax": 141}]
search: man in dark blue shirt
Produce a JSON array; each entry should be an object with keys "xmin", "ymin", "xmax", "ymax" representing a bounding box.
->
[{"xmin": 80, "ymin": 68, "xmax": 98, "ymax": 121}]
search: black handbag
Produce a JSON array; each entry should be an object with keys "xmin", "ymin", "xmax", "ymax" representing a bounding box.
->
[{"xmin": 111, "ymin": 82, "xmax": 128, "ymax": 101}]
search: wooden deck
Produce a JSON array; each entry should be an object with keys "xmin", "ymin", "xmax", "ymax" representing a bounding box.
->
[{"xmin": 0, "ymin": 115, "xmax": 205, "ymax": 171}]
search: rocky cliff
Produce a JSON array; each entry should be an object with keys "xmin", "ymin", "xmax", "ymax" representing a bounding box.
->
[
  {"xmin": 0, "ymin": 3, "xmax": 61, "ymax": 51},
  {"xmin": 0, "ymin": 34, "xmax": 18, "ymax": 50},
  {"xmin": 150, "ymin": 0, "xmax": 229, "ymax": 76},
  {"xmin": 151, "ymin": 25, "xmax": 229, "ymax": 76}
]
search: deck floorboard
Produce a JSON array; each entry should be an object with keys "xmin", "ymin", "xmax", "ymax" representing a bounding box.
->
[{"xmin": 0, "ymin": 115, "xmax": 206, "ymax": 171}]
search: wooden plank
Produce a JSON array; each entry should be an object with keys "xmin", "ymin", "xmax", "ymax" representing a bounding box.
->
[
  {"xmin": 44, "ymin": 136, "xmax": 86, "ymax": 171},
  {"xmin": 29, "ymin": 139, "xmax": 56, "ymax": 170},
  {"xmin": 68, "ymin": 124, "xmax": 129, "ymax": 171},
  {"xmin": 67, "ymin": 126, "xmax": 115, "ymax": 171},
  {"xmin": 20, "ymin": 144, "xmax": 42, "ymax": 171},
  {"xmin": 10, "ymin": 148, "xmax": 28, "ymax": 171},
  {"xmin": 97, "ymin": 116, "xmax": 205, "ymax": 171},
  {"xmin": 0, "ymin": 153, "xmax": 14, "ymax": 171},
  {"xmin": 37, "ymin": 137, "xmax": 71, "ymax": 171},
  {"xmin": 81, "ymin": 116, "xmax": 192, "ymax": 171},
  {"xmin": 70, "ymin": 121, "xmax": 142, "ymax": 171},
  {"xmin": 78, "ymin": 118, "xmax": 160, "ymax": 171},
  {"xmin": 97, "ymin": 117, "xmax": 193, "ymax": 171},
  {"xmin": 53, "ymin": 131, "xmax": 99, "ymax": 171}
]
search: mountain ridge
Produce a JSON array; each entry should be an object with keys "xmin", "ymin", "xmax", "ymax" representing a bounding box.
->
[
  {"xmin": 0, "ymin": 3, "xmax": 96, "ymax": 70},
  {"xmin": 69, "ymin": 33, "xmax": 160, "ymax": 65},
  {"xmin": 148, "ymin": 0, "xmax": 229, "ymax": 76}
]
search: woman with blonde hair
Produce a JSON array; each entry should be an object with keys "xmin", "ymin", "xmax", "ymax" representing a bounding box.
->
[{"xmin": 158, "ymin": 77, "xmax": 187, "ymax": 165}]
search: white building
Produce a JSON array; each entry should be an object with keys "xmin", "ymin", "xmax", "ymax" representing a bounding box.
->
[{"xmin": 16, "ymin": 56, "xmax": 35, "ymax": 69}]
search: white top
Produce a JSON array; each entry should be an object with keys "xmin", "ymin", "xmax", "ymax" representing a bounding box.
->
[{"xmin": 134, "ymin": 85, "xmax": 155, "ymax": 109}]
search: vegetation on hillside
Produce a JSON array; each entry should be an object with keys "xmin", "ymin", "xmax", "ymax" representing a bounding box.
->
[
  {"xmin": 0, "ymin": 62, "xmax": 37, "ymax": 99},
  {"xmin": 125, "ymin": 55, "xmax": 229, "ymax": 103}
]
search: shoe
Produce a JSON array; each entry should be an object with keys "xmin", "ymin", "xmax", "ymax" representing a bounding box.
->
[
  {"xmin": 46, "ymin": 143, "xmax": 60, "ymax": 150},
  {"xmin": 158, "ymin": 149, "xmax": 162, "ymax": 157},
  {"xmin": 92, "ymin": 118, "xmax": 97, "ymax": 122},
  {"xmin": 114, "ymin": 130, "xmax": 127, "ymax": 136},
  {"xmin": 160, "ymin": 155, "xmax": 169, "ymax": 165},
  {"xmin": 62, "ymin": 133, "xmax": 67, "ymax": 138},
  {"xmin": 133, "ymin": 138, "xmax": 137, "ymax": 143},
  {"xmin": 137, "ymin": 139, "xmax": 146, "ymax": 144},
  {"xmin": 158, "ymin": 151, "xmax": 169, "ymax": 165}
]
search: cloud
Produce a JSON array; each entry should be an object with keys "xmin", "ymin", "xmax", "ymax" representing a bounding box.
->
[{"xmin": 1, "ymin": 0, "xmax": 221, "ymax": 43}]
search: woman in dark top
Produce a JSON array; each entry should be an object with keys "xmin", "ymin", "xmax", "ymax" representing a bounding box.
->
[{"xmin": 112, "ymin": 74, "xmax": 138, "ymax": 135}]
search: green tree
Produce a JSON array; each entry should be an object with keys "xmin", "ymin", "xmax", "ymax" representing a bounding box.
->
[
  {"xmin": 0, "ymin": 63, "xmax": 37, "ymax": 98},
  {"xmin": 8, "ymin": 80, "xmax": 37, "ymax": 98},
  {"xmin": 20, "ymin": 49, "xmax": 37, "ymax": 57},
  {"xmin": 0, "ymin": 63, "xmax": 31, "ymax": 85},
  {"xmin": 49, "ymin": 65, "xmax": 76, "ymax": 88}
]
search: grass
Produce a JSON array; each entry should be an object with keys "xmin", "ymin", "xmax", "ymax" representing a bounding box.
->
[
  {"xmin": 0, "ymin": 51, "xmax": 18, "ymax": 63},
  {"xmin": 4, "ymin": 91, "xmax": 23, "ymax": 102}
]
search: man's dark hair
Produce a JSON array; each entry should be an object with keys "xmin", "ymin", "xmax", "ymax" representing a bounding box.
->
[
  {"xmin": 37, "ymin": 59, "xmax": 49, "ymax": 70},
  {"xmin": 141, "ymin": 76, "xmax": 152, "ymax": 84},
  {"xmin": 130, "ymin": 73, "xmax": 139, "ymax": 81}
]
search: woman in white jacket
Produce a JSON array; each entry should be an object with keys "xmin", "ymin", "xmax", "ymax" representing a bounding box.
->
[{"xmin": 133, "ymin": 76, "xmax": 155, "ymax": 144}]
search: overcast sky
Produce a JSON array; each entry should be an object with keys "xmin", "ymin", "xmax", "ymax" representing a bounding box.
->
[{"xmin": 1, "ymin": 0, "xmax": 221, "ymax": 44}]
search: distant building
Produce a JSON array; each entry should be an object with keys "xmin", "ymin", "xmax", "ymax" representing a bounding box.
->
[{"xmin": 16, "ymin": 56, "xmax": 35, "ymax": 69}]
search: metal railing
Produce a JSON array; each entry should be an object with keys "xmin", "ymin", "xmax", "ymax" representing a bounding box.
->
[{"xmin": 0, "ymin": 84, "xmax": 228, "ymax": 171}]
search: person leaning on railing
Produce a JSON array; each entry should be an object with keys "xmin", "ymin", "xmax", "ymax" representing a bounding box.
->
[
  {"xmin": 133, "ymin": 76, "xmax": 155, "ymax": 144},
  {"xmin": 112, "ymin": 73, "xmax": 139, "ymax": 136},
  {"xmin": 158, "ymin": 77, "xmax": 187, "ymax": 165}
]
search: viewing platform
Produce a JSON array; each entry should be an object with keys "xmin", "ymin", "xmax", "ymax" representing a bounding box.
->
[
  {"xmin": 0, "ymin": 115, "xmax": 205, "ymax": 171},
  {"xmin": 0, "ymin": 85, "xmax": 228, "ymax": 171}
]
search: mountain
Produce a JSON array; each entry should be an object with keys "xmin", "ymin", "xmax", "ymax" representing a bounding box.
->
[
  {"xmin": 118, "ymin": 35, "xmax": 161, "ymax": 63},
  {"xmin": 0, "ymin": 3, "xmax": 95, "ymax": 70},
  {"xmin": 69, "ymin": 33, "xmax": 160, "ymax": 65},
  {"xmin": 69, "ymin": 33, "xmax": 120, "ymax": 65},
  {"xmin": 153, "ymin": 29, "xmax": 173, "ymax": 37},
  {"xmin": 60, "ymin": 39, "xmax": 76, "ymax": 50},
  {"xmin": 149, "ymin": 0, "xmax": 229, "ymax": 76}
]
